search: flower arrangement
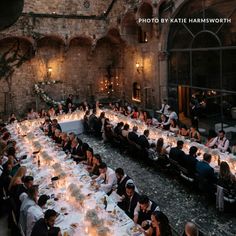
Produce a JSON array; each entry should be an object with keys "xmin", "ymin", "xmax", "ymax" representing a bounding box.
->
[
  {"xmin": 34, "ymin": 83, "xmax": 65, "ymax": 106},
  {"xmin": 67, "ymin": 183, "xmax": 85, "ymax": 204},
  {"xmin": 85, "ymin": 209, "xmax": 104, "ymax": 227}
]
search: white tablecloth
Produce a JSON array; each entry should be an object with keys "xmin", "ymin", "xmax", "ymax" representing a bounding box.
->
[
  {"xmin": 59, "ymin": 120, "xmax": 84, "ymax": 135},
  {"xmin": 7, "ymin": 123, "xmax": 143, "ymax": 236}
]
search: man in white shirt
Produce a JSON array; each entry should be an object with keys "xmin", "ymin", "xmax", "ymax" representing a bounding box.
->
[
  {"xmin": 156, "ymin": 99, "xmax": 170, "ymax": 116},
  {"xmin": 26, "ymin": 194, "xmax": 50, "ymax": 236},
  {"xmin": 133, "ymin": 195, "xmax": 160, "ymax": 227},
  {"xmin": 19, "ymin": 186, "xmax": 39, "ymax": 234},
  {"xmin": 163, "ymin": 107, "xmax": 178, "ymax": 126},
  {"xmin": 208, "ymin": 130, "xmax": 230, "ymax": 153},
  {"xmin": 95, "ymin": 162, "xmax": 117, "ymax": 194}
]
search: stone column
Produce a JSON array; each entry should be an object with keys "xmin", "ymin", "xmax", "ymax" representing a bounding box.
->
[{"xmin": 158, "ymin": 51, "xmax": 168, "ymax": 103}]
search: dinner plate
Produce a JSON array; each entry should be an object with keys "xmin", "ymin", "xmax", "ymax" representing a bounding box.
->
[{"xmin": 126, "ymin": 225, "xmax": 143, "ymax": 236}]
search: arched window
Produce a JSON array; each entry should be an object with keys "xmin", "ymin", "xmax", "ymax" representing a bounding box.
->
[
  {"xmin": 132, "ymin": 82, "xmax": 141, "ymax": 101},
  {"xmin": 167, "ymin": 0, "xmax": 236, "ymax": 127}
]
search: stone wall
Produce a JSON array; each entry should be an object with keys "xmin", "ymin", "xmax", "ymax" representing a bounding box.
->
[{"xmin": 0, "ymin": 0, "xmax": 174, "ymax": 116}]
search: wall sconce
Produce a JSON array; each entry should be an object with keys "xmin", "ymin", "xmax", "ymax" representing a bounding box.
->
[
  {"xmin": 136, "ymin": 62, "xmax": 143, "ymax": 74},
  {"xmin": 47, "ymin": 67, "xmax": 52, "ymax": 78}
]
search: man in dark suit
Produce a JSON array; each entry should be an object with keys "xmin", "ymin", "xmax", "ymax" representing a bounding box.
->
[
  {"xmin": 128, "ymin": 126, "xmax": 139, "ymax": 144},
  {"xmin": 115, "ymin": 168, "xmax": 133, "ymax": 196},
  {"xmin": 31, "ymin": 209, "xmax": 61, "ymax": 236},
  {"xmin": 196, "ymin": 153, "xmax": 217, "ymax": 195},
  {"xmin": 183, "ymin": 146, "xmax": 199, "ymax": 176},
  {"xmin": 138, "ymin": 130, "xmax": 150, "ymax": 159},
  {"xmin": 169, "ymin": 140, "xmax": 186, "ymax": 166},
  {"xmin": 70, "ymin": 138, "xmax": 84, "ymax": 162},
  {"xmin": 52, "ymin": 119, "xmax": 62, "ymax": 131},
  {"xmin": 118, "ymin": 183, "xmax": 140, "ymax": 219},
  {"xmin": 138, "ymin": 130, "xmax": 150, "ymax": 149}
]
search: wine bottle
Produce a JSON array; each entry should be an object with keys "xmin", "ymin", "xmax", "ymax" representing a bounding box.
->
[
  {"xmin": 38, "ymin": 156, "xmax": 41, "ymax": 168},
  {"xmin": 103, "ymin": 196, "xmax": 107, "ymax": 210}
]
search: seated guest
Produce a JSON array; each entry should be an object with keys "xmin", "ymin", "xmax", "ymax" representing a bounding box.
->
[
  {"xmin": 19, "ymin": 185, "xmax": 39, "ymax": 234},
  {"xmin": 70, "ymin": 138, "xmax": 84, "ymax": 162},
  {"xmin": 89, "ymin": 154, "xmax": 102, "ymax": 178},
  {"xmin": 169, "ymin": 119, "xmax": 179, "ymax": 134},
  {"xmin": 208, "ymin": 130, "xmax": 230, "ymax": 153},
  {"xmin": 48, "ymin": 107, "xmax": 56, "ymax": 117},
  {"xmin": 156, "ymin": 99, "xmax": 170, "ymax": 116},
  {"xmin": 60, "ymin": 133, "xmax": 70, "ymax": 152},
  {"xmin": 82, "ymin": 147, "xmax": 94, "ymax": 167},
  {"xmin": 1, "ymin": 131, "xmax": 11, "ymax": 148},
  {"xmin": 130, "ymin": 107, "xmax": 139, "ymax": 119},
  {"xmin": 56, "ymin": 103, "xmax": 64, "ymax": 116},
  {"xmin": 118, "ymin": 183, "xmax": 140, "ymax": 219},
  {"xmin": 95, "ymin": 162, "xmax": 117, "ymax": 194},
  {"xmin": 144, "ymin": 211, "xmax": 172, "ymax": 236},
  {"xmin": 148, "ymin": 143, "xmax": 157, "ymax": 161},
  {"xmin": 218, "ymin": 161, "xmax": 236, "ymax": 190},
  {"xmin": 169, "ymin": 140, "xmax": 186, "ymax": 166},
  {"xmin": 38, "ymin": 109, "xmax": 47, "ymax": 118},
  {"xmin": 138, "ymin": 130, "xmax": 150, "ymax": 149},
  {"xmin": 189, "ymin": 125, "xmax": 201, "ymax": 143},
  {"xmin": 196, "ymin": 153, "xmax": 217, "ymax": 195},
  {"xmin": 52, "ymin": 119, "xmax": 62, "ymax": 131},
  {"xmin": 83, "ymin": 110, "xmax": 91, "ymax": 134},
  {"xmin": 156, "ymin": 138, "xmax": 168, "ymax": 157},
  {"xmin": 179, "ymin": 124, "xmax": 189, "ymax": 137},
  {"xmin": 26, "ymin": 194, "xmax": 50, "ymax": 236},
  {"xmin": 8, "ymin": 113, "xmax": 17, "ymax": 124},
  {"xmin": 133, "ymin": 195, "xmax": 160, "ymax": 227},
  {"xmin": 183, "ymin": 222, "xmax": 203, "ymax": 236},
  {"xmin": 183, "ymin": 146, "xmax": 198, "ymax": 176},
  {"xmin": 31, "ymin": 209, "xmax": 61, "ymax": 236},
  {"xmin": 115, "ymin": 168, "xmax": 134, "ymax": 196},
  {"xmin": 103, "ymin": 118, "xmax": 113, "ymax": 142},
  {"xmin": 27, "ymin": 108, "xmax": 39, "ymax": 120},
  {"xmin": 65, "ymin": 103, "xmax": 74, "ymax": 114},
  {"xmin": 10, "ymin": 176, "xmax": 34, "ymax": 214},
  {"xmin": 53, "ymin": 129, "xmax": 62, "ymax": 145},
  {"xmin": 41, "ymin": 118, "xmax": 52, "ymax": 136},
  {"xmin": 68, "ymin": 132, "xmax": 76, "ymax": 143},
  {"xmin": 128, "ymin": 126, "xmax": 139, "ymax": 144},
  {"xmin": 50, "ymin": 125, "xmax": 57, "ymax": 140},
  {"xmin": 139, "ymin": 110, "xmax": 146, "ymax": 122},
  {"xmin": 113, "ymin": 122, "xmax": 124, "ymax": 136},
  {"xmin": 157, "ymin": 114, "xmax": 169, "ymax": 130},
  {"xmin": 8, "ymin": 166, "xmax": 27, "ymax": 191},
  {"xmin": 88, "ymin": 109, "xmax": 98, "ymax": 133},
  {"xmin": 154, "ymin": 138, "xmax": 169, "ymax": 167},
  {"xmin": 122, "ymin": 124, "xmax": 130, "ymax": 138}
]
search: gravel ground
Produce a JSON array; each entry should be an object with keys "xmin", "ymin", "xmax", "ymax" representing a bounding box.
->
[{"xmin": 79, "ymin": 134, "xmax": 236, "ymax": 236}]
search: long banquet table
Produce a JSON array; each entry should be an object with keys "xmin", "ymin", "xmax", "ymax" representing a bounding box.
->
[
  {"xmin": 101, "ymin": 109, "xmax": 236, "ymax": 174},
  {"xmin": 14, "ymin": 108, "xmax": 236, "ymax": 175},
  {"xmin": 7, "ymin": 122, "xmax": 143, "ymax": 236}
]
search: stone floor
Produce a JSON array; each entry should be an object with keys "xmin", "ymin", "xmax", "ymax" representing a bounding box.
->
[
  {"xmin": 79, "ymin": 134, "xmax": 236, "ymax": 236},
  {"xmin": 0, "ymin": 134, "xmax": 235, "ymax": 236}
]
